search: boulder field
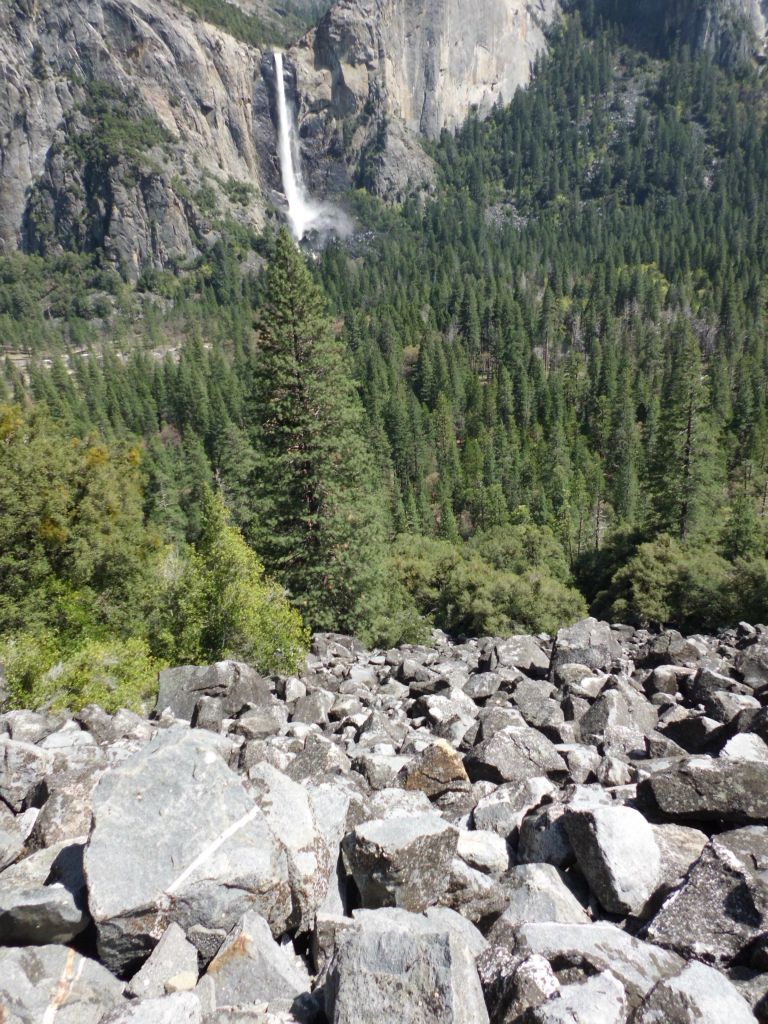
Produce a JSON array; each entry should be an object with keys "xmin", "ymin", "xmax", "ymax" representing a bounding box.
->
[{"xmin": 1, "ymin": 618, "xmax": 768, "ymax": 1022}]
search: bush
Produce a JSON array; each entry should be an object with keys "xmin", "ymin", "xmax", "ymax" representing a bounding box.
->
[
  {"xmin": 391, "ymin": 531, "xmax": 587, "ymax": 638},
  {"xmin": 3, "ymin": 633, "xmax": 160, "ymax": 713},
  {"xmin": 600, "ymin": 534, "xmax": 735, "ymax": 631}
]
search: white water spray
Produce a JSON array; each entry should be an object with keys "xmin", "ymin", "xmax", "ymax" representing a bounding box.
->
[{"xmin": 273, "ymin": 51, "xmax": 350, "ymax": 241}]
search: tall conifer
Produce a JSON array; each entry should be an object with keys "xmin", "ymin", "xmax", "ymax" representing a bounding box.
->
[{"xmin": 248, "ymin": 230, "xmax": 393, "ymax": 642}]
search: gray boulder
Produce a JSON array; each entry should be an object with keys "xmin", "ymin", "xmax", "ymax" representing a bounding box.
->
[
  {"xmin": 401, "ymin": 739, "xmax": 471, "ymax": 798},
  {"xmin": 524, "ymin": 971, "xmax": 627, "ymax": 1023},
  {"xmin": 635, "ymin": 960, "xmax": 757, "ymax": 1023},
  {"xmin": 464, "ymin": 726, "xmax": 567, "ymax": 785},
  {"xmin": 485, "ymin": 636, "xmax": 551, "ymax": 678},
  {"xmin": 325, "ymin": 909, "xmax": 489, "ymax": 1024},
  {"xmin": 0, "ymin": 803, "xmax": 28, "ymax": 871},
  {"xmin": 0, "ymin": 944, "xmax": 124, "ymax": 1023},
  {"xmin": 0, "ymin": 881, "xmax": 88, "ymax": 945},
  {"xmin": 645, "ymin": 826, "xmax": 768, "ymax": 965},
  {"xmin": 196, "ymin": 911, "xmax": 310, "ymax": 1010},
  {"xmin": 84, "ymin": 727, "xmax": 291, "ymax": 975},
  {"xmin": 127, "ymin": 923, "xmax": 199, "ymax": 999},
  {"xmin": 639, "ymin": 756, "xmax": 768, "ymax": 823},
  {"xmin": 550, "ymin": 619, "xmax": 621, "ymax": 677},
  {"xmin": 156, "ymin": 662, "xmax": 271, "ymax": 721},
  {"xmin": 513, "ymin": 922, "xmax": 683, "ymax": 1010},
  {"xmin": 342, "ymin": 813, "xmax": 457, "ymax": 912},
  {"xmin": 0, "ymin": 737, "xmax": 53, "ymax": 811},
  {"xmin": 650, "ymin": 823, "xmax": 708, "ymax": 901},
  {"xmin": 564, "ymin": 805, "xmax": 661, "ymax": 916},
  {"xmin": 488, "ymin": 864, "xmax": 590, "ymax": 942},
  {"xmin": 472, "ymin": 777, "xmax": 556, "ymax": 840},
  {"xmin": 27, "ymin": 766, "xmax": 101, "ymax": 849},
  {"xmin": 247, "ymin": 762, "xmax": 332, "ymax": 932},
  {"xmin": 99, "ymin": 992, "xmax": 202, "ymax": 1023}
]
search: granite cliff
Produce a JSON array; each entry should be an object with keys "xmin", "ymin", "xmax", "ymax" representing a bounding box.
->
[
  {"xmin": 0, "ymin": 0, "xmax": 563, "ymax": 271},
  {"xmin": 2, "ymin": 0, "xmax": 765, "ymax": 275}
]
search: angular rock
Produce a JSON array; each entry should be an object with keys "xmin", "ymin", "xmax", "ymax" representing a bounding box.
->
[
  {"xmin": 402, "ymin": 739, "xmax": 471, "ymax": 798},
  {"xmin": 488, "ymin": 864, "xmax": 590, "ymax": 942},
  {"xmin": 247, "ymin": 762, "xmax": 332, "ymax": 932},
  {"xmin": 456, "ymin": 829, "xmax": 510, "ymax": 875},
  {"xmin": 27, "ymin": 766, "xmax": 101, "ymax": 849},
  {"xmin": 156, "ymin": 662, "xmax": 271, "ymax": 721},
  {"xmin": 550, "ymin": 618, "xmax": 621, "ymax": 677},
  {"xmin": 342, "ymin": 813, "xmax": 457, "ymax": 912},
  {"xmin": 127, "ymin": 922, "xmax": 199, "ymax": 999},
  {"xmin": 197, "ymin": 911, "xmax": 310, "ymax": 1009},
  {"xmin": 0, "ymin": 944, "xmax": 124, "ymax": 1023},
  {"xmin": 513, "ymin": 922, "xmax": 683, "ymax": 1010},
  {"xmin": 650, "ymin": 823, "xmax": 708, "ymax": 901},
  {"xmin": 0, "ymin": 804, "xmax": 27, "ymax": 872},
  {"xmin": 99, "ymin": 992, "xmax": 202, "ymax": 1023},
  {"xmin": 486, "ymin": 636, "xmax": 551, "ymax": 678},
  {"xmin": 84, "ymin": 727, "xmax": 291, "ymax": 975},
  {"xmin": 0, "ymin": 881, "xmax": 88, "ymax": 945},
  {"xmin": 472, "ymin": 777, "xmax": 556, "ymax": 840},
  {"xmin": 645, "ymin": 827, "xmax": 768, "ymax": 966},
  {"xmin": 325, "ymin": 910, "xmax": 489, "ymax": 1024},
  {"xmin": 564, "ymin": 805, "xmax": 661, "ymax": 916},
  {"xmin": 0, "ymin": 737, "xmax": 53, "ymax": 811},
  {"xmin": 635, "ymin": 960, "xmax": 757, "ymax": 1024},
  {"xmin": 639, "ymin": 756, "xmax": 768, "ymax": 824},
  {"xmin": 578, "ymin": 684, "xmax": 657, "ymax": 748},
  {"xmin": 525, "ymin": 971, "xmax": 627, "ymax": 1024},
  {"xmin": 191, "ymin": 697, "xmax": 224, "ymax": 733},
  {"xmin": 464, "ymin": 726, "xmax": 567, "ymax": 785}
]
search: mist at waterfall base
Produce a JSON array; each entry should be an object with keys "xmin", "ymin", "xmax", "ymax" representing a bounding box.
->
[{"xmin": 273, "ymin": 52, "xmax": 351, "ymax": 244}]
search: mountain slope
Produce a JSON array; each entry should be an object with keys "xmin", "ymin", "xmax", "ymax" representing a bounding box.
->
[{"xmin": 0, "ymin": 0, "xmax": 284, "ymax": 277}]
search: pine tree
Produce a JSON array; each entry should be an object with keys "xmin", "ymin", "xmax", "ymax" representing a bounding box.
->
[
  {"xmin": 248, "ymin": 230, "xmax": 394, "ymax": 642},
  {"xmin": 648, "ymin": 321, "xmax": 722, "ymax": 541}
]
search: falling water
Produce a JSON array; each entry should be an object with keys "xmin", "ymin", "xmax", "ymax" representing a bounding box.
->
[
  {"xmin": 273, "ymin": 51, "xmax": 323, "ymax": 240},
  {"xmin": 272, "ymin": 52, "xmax": 351, "ymax": 242}
]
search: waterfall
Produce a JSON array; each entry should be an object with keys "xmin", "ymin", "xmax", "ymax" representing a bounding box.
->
[{"xmin": 273, "ymin": 51, "xmax": 321, "ymax": 241}]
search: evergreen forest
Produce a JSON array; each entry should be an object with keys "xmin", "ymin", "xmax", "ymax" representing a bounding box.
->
[{"xmin": 2, "ymin": 7, "xmax": 768, "ymax": 708}]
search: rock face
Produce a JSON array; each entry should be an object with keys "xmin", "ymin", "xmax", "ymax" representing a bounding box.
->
[
  {"xmin": 2, "ymin": 619, "xmax": 768, "ymax": 1021},
  {"xmin": 0, "ymin": 0, "xmax": 283, "ymax": 276},
  {"xmin": 0, "ymin": 0, "xmax": 562, "ymax": 271},
  {"xmin": 288, "ymin": 0, "xmax": 562, "ymax": 198}
]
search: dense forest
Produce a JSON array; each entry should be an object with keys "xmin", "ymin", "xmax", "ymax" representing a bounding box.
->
[{"xmin": 2, "ymin": 8, "xmax": 768, "ymax": 708}]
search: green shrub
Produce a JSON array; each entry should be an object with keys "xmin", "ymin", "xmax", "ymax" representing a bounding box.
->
[{"xmin": 3, "ymin": 633, "xmax": 160, "ymax": 713}]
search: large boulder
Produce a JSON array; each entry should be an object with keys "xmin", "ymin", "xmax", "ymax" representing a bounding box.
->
[
  {"xmin": 512, "ymin": 922, "xmax": 684, "ymax": 1011},
  {"xmin": 84, "ymin": 727, "xmax": 291, "ymax": 975},
  {"xmin": 525, "ymin": 971, "xmax": 627, "ymax": 1024},
  {"xmin": 247, "ymin": 762, "xmax": 333, "ymax": 932},
  {"xmin": 325, "ymin": 909, "xmax": 489, "ymax": 1024},
  {"xmin": 127, "ymin": 923, "xmax": 199, "ymax": 999},
  {"xmin": 464, "ymin": 726, "xmax": 567, "ymax": 785},
  {"xmin": 401, "ymin": 740, "xmax": 471, "ymax": 798},
  {"xmin": 482, "ymin": 636, "xmax": 551, "ymax": 678},
  {"xmin": 635, "ymin": 960, "xmax": 757, "ymax": 1024},
  {"xmin": 0, "ymin": 881, "xmax": 88, "ymax": 945},
  {"xmin": 564, "ymin": 805, "xmax": 661, "ymax": 916},
  {"xmin": 98, "ymin": 993, "xmax": 202, "ymax": 1023},
  {"xmin": 488, "ymin": 864, "xmax": 590, "ymax": 940},
  {"xmin": 196, "ymin": 911, "xmax": 310, "ymax": 1010},
  {"xmin": 550, "ymin": 618, "xmax": 622, "ymax": 677},
  {"xmin": 0, "ymin": 944, "xmax": 124, "ymax": 1023},
  {"xmin": 639, "ymin": 756, "xmax": 768, "ymax": 824},
  {"xmin": 342, "ymin": 813, "xmax": 458, "ymax": 912},
  {"xmin": 645, "ymin": 827, "xmax": 768, "ymax": 965},
  {"xmin": 155, "ymin": 662, "xmax": 271, "ymax": 721},
  {"xmin": 0, "ymin": 737, "xmax": 53, "ymax": 811}
]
